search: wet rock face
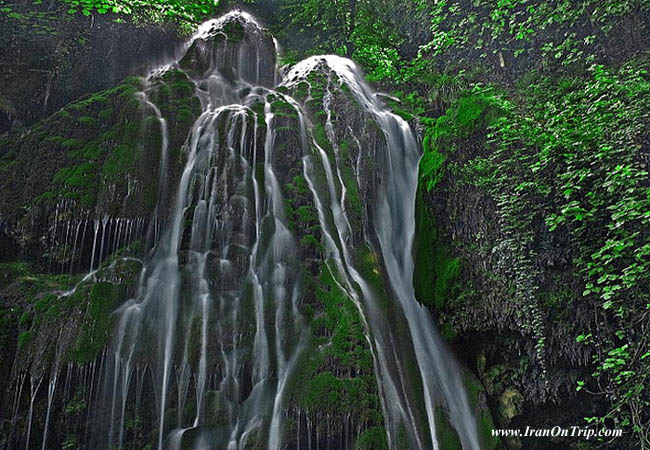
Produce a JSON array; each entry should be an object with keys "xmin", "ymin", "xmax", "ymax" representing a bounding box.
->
[
  {"xmin": 0, "ymin": 70, "xmax": 201, "ymax": 270},
  {"xmin": 179, "ymin": 12, "xmax": 276, "ymax": 87},
  {"xmin": 0, "ymin": 108, "xmax": 15, "ymax": 135},
  {"xmin": 0, "ymin": 12, "xmax": 482, "ymax": 450},
  {"xmin": 0, "ymin": 22, "xmax": 388, "ymax": 450},
  {"xmin": 0, "ymin": 3, "xmax": 181, "ymax": 134},
  {"xmin": 281, "ymin": 57, "xmax": 389, "ymax": 242}
]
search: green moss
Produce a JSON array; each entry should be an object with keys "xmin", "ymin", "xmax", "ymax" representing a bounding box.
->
[
  {"xmin": 72, "ymin": 92, "xmax": 109, "ymax": 110},
  {"xmin": 45, "ymin": 135, "xmax": 66, "ymax": 144},
  {"xmin": 2, "ymin": 267, "xmax": 75, "ymax": 303},
  {"xmin": 382, "ymin": 94, "xmax": 417, "ymax": 121},
  {"xmin": 465, "ymin": 374, "xmax": 499, "ymax": 450},
  {"xmin": 0, "ymin": 261, "xmax": 30, "ymax": 290},
  {"xmin": 310, "ymin": 121, "xmax": 362, "ymax": 233},
  {"xmin": 17, "ymin": 330, "xmax": 32, "ymax": 349},
  {"xmin": 287, "ymin": 175, "xmax": 309, "ymax": 195},
  {"xmin": 78, "ymin": 116, "xmax": 98, "ymax": 127},
  {"xmin": 300, "ymin": 234, "xmax": 322, "ymax": 250},
  {"xmin": 98, "ymin": 108, "xmax": 114, "ymax": 120},
  {"xmin": 71, "ymin": 281, "xmax": 126, "ymax": 364},
  {"xmin": 454, "ymin": 95, "xmax": 497, "ymax": 135},
  {"xmin": 312, "ymin": 123, "xmax": 330, "ymax": 152},
  {"xmin": 61, "ymin": 138, "xmax": 84, "ymax": 148},
  {"xmin": 270, "ymin": 97, "xmax": 299, "ymax": 121},
  {"xmin": 419, "ymin": 140, "xmax": 446, "ymax": 191},
  {"xmin": 435, "ymin": 406, "xmax": 462, "ymax": 450},
  {"xmin": 270, "ymin": 99, "xmax": 291, "ymax": 113},
  {"xmin": 413, "ymin": 190, "xmax": 460, "ymax": 310},
  {"xmin": 419, "ymin": 89, "xmax": 503, "ymax": 191},
  {"xmin": 296, "ymin": 205, "xmax": 316, "ymax": 222},
  {"xmin": 51, "ymin": 161, "xmax": 99, "ymax": 208},
  {"xmin": 58, "ymin": 110, "xmax": 73, "ymax": 120},
  {"xmin": 52, "ymin": 166, "xmax": 72, "ymax": 184},
  {"xmin": 63, "ymin": 393, "xmax": 86, "ymax": 415},
  {"xmin": 357, "ymin": 426, "xmax": 389, "ymax": 450},
  {"xmin": 353, "ymin": 246, "xmax": 392, "ymax": 313},
  {"xmin": 337, "ymin": 139, "xmax": 363, "ymax": 230},
  {"xmin": 317, "ymin": 265, "xmax": 373, "ymax": 368},
  {"xmin": 102, "ymin": 143, "xmax": 135, "ymax": 175},
  {"xmin": 286, "ymin": 263, "xmax": 383, "ymax": 428},
  {"xmin": 305, "ymin": 73, "xmax": 328, "ymax": 105},
  {"xmin": 34, "ymin": 293, "xmax": 58, "ymax": 314},
  {"xmin": 75, "ymin": 142, "xmax": 104, "ymax": 160},
  {"xmin": 20, "ymin": 74, "xmax": 165, "ymax": 215},
  {"xmin": 274, "ymin": 126, "xmax": 293, "ymax": 133},
  {"xmin": 60, "ymin": 162, "xmax": 97, "ymax": 187},
  {"xmin": 292, "ymin": 81, "xmax": 311, "ymax": 101},
  {"xmin": 393, "ymin": 108, "xmax": 414, "ymax": 121},
  {"xmin": 19, "ymin": 310, "xmax": 32, "ymax": 325},
  {"xmin": 301, "ymin": 372, "xmax": 348, "ymax": 410},
  {"xmin": 222, "ymin": 20, "xmax": 245, "ymax": 41},
  {"xmin": 0, "ymin": 257, "xmax": 141, "ymax": 383},
  {"xmin": 285, "ymin": 173, "xmax": 322, "ymax": 240}
]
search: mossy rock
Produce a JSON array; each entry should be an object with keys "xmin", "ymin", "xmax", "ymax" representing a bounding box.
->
[
  {"xmin": 499, "ymin": 387, "xmax": 524, "ymax": 423},
  {"xmin": 0, "ymin": 261, "xmax": 30, "ymax": 290},
  {"xmin": 70, "ymin": 281, "xmax": 128, "ymax": 364},
  {"xmin": 435, "ymin": 406, "xmax": 462, "ymax": 450},
  {"xmin": 465, "ymin": 372, "xmax": 500, "ymax": 450},
  {"xmin": 357, "ymin": 426, "xmax": 389, "ymax": 450},
  {"xmin": 284, "ymin": 262, "xmax": 385, "ymax": 437},
  {"xmin": 222, "ymin": 21, "xmax": 246, "ymax": 42},
  {"xmin": 413, "ymin": 188, "xmax": 460, "ymax": 311}
]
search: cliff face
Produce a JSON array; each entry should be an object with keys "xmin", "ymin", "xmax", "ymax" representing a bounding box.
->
[
  {"xmin": 414, "ymin": 138, "xmax": 595, "ymax": 450},
  {"xmin": 2, "ymin": 2, "xmax": 649, "ymax": 450},
  {"xmin": 0, "ymin": 10, "xmax": 493, "ymax": 450},
  {"xmin": 412, "ymin": 59, "xmax": 650, "ymax": 449},
  {"xmin": 0, "ymin": 2, "xmax": 181, "ymax": 135}
]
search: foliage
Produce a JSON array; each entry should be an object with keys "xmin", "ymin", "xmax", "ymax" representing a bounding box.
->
[
  {"xmin": 60, "ymin": 0, "xmax": 220, "ymax": 29},
  {"xmin": 420, "ymin": 86, "xmax": 502, "ymax": 190},
  {"xmin": 0, "ymin": 0, "xmax": 221, "ymax": 31},
  {"xmin": 380, "ymin": 2, "xmax": 650, "ymax": 445},
  {"xmin": 416, "ymin": 0, "xmax": 649, "ymax": 73},
  {"xmin": 497, "ymin": 62, "xmax": 649, "ymax": 444},
  {"xmin": 274, "ymin": 0, "xmax": 408, "ymax": 81},
  {"xmin": 356, "ymin": 426, "xmax": 389, "ymax": 450},
  {"xmin": 425, "ymin": 60, "xmax": 650, "ymax": 446}
]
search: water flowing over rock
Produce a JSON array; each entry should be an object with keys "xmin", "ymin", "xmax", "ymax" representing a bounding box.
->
[{"xmin": 1, "ymin": 11, "xmax": 481, "ymax": 450}]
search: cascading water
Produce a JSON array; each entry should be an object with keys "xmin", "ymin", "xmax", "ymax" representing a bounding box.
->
[
  {"xmin": 5, "ymin": 10, "xmax": 482, "ymax": 450},
  {"xmin": 282, "ymin": 56, "xmax": 480, "ymax": 450}
]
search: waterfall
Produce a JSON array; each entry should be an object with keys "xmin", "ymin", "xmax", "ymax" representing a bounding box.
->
[
  {"xmin": 7, "ymin": 10, "xmax": 481, "ymax": 450},
  {"xmin": 283, "ymin": 55, "xmax": 480, "ymax": 450}
]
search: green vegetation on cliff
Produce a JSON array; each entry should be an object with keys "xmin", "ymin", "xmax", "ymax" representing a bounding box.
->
[
  {"xmin": 1, "ymin": 0, "xmax": 649, "ymax": 448},
  {"xmin": 283, "ymin": 262, "xmax": 387, "ymax": 447},
  {"xmin": 265, "ymin": 0, "xmax": 650, "ymax": 447},
  {"xmin": 406, "ymin": 2, "xmax": 648, "ymax": 448}
]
